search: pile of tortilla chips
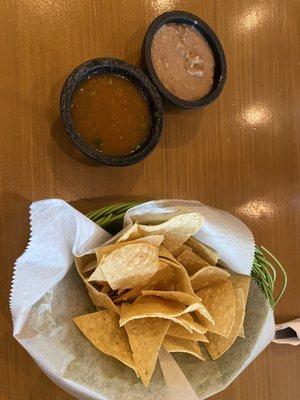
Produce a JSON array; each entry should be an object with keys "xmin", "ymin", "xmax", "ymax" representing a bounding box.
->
[{"xmin": 74, "ymin": 212, "xmax": 251, "ymax": 387}]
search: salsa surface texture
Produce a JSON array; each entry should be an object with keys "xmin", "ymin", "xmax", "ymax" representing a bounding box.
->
[{"xmin": 71, "ymin": 74, "xmax": 151, "ymax": 156}]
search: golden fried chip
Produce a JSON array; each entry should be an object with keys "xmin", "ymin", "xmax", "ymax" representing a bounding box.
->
[
  {"xmin": 230, "ymin": 274, "xmax": 251, "ymax": 302},
  {"xmin": 142, "ymin": 290, "xmax": 201, "ymax": 306},
  {"xmin": 82, "ymin": 260, "xmax": 98, "ymax": 274},
  {"xmin": 114, "ymin": 264, "xmax": 177, "ymax": 304},
  {"xmin": 172, "ymin": 244, "xmax": 191, "ymax": 258},
  {"xmin": 175, "ymin": 313, "xmax": 207, "ymax": 334},
  {"xmin": 197, "ymin": 281, "xmax": 236, "ymax": 337},
  {"xmin": 124, "ymin": 312, "xmax": 170, "ymax": 387},
  {"xmin": 75, "ymin": 253, "xmax": 97, "ymax": 280},
  {"xmin": 96, "ymin": 235, "xmax": 164, "ymax": 263},
  {"xmin": 86, "ymin": 282, "xmax": 119, "ymax": 314},
  {"xmin": 230, "ymin": 274, "xmax": 251, "ymax": 338},
  {"xmin": 141, "ymin": 291, "xmax": 215, "ymax": 327},
  {"xmin": 138, "ymin": 213, "xmax": 205, "ymax": 252},
  {"xmin": 205, "ymin": 288, "xmax": 245, "ymax": 359},
  {"xmin": 90, "ymin": 243, "xmax": 159, "ymax": 290},
  {"xmin": 167, "ymin": 322, "xmax": 208, "ymax": 342},
  {"xmin": 159, "ymin": 245, "xmax": 181, "ymax": 264},
  {"xmin": 119, "ymin": 296, "xmax": 201, "ymax": 327},
  {"xmin": 190, "ymin": 266, "xmax": 230, "ymax": 292},
  {"xmin": 163, "ymin": 336, "xmax": 205, "ymax": 361},
  {"xmin": 186, "ymin": 237, "xmax": 219, "ymax": 265},
  {"xmin": 116, "ymin": 223, "xmax": 140, "ymax": 242},
  {"xmin": 176, "ymin": 249, "xmax": 209, "ymax": 275},
  {"xmin": 73, "ymin": 310, "xmax": 136, "ymax": 372}
]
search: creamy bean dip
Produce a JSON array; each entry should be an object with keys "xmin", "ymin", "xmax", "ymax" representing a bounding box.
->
[{"xmin": 151, "ymin": 23, "xmax": 215, "ymax": 101}]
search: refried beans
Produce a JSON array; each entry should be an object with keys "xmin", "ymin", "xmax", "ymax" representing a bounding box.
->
[{"xmin": 151, "ymin": 23, "xmax": 215, "ymax": 101}]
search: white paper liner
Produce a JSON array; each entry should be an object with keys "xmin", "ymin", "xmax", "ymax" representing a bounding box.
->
[{"xmin": 10, "ymin": 199, "xmax": 275, "ymax": 400}]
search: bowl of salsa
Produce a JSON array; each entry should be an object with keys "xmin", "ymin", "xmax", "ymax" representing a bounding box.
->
[{"xmin": 60, "ymin": 58, "xmax": 163, "ymax": 166}]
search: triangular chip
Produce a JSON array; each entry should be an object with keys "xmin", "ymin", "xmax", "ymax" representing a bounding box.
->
[
  {"xmin": 167, "ymin": 322, "xmax": 208, "ymax": 342},
  {"xmin": 138, "ymin": 213, "xmax": 205, "ymax": 251},
  {"xmin": 194, "ymin": 302, "xmax": 215, "ymax": 325},
  {"xmin": 86, "ymin": 282, "xmax": 119, "ymax": 314},
  {"xmin": 116, "ymin": 223, "xmax": 140, "ymax": 242},
  {"xmin": 172, "ymin": 244, "xmax": 192, "ymax": 257},
  {"xmin": 197, "ymin": 281, "xmax": 236, "ymax": 337},
  {"xmin": 114, "ymin": 264, "xmax": 177, "ymax": 304},
  {"xmin": 175, "ymin": 313, "xmax": 207, "ymax": 334},
  {"xmin": 142, "ymin": 290, "xmax": 201, "ymax": 306},
  {"xmin": 95, "ymin": 235, "xmax": 164, "ymax": 262},
  {"xmin": 186, "ymin": 237, "xmax": 219, "ymax": 265},
  {"xmin": 230, "ymin": 274, "xmax": 251, "ymax": 303},
  {"xmin": 142, "ymin": 289, "xmax": 214, "ymax": 326},
  {"xmin": 75, "ymin": 253, "xmax": 98, "ymax": 280},
  {"xmin": 82, "ymin": 260, "xmax": 98, "ymax": 274},
  {"xmin": 238, "ymin": 326, "xmax": 246, "ymax": 338},
  {"xmin": 190, "ymin": 266, "xmax": 230, "ymax": 292},
  {"xmin": 124, "ymin": 313, "xmax": 170, "ymax": 387},
  {"xmin": 230, "ymin": 274, "xmax": 251, "ymax": 338},
  {"xmin": 163, "ymin": 336, "xmax": 205, "ymax": 361},
  {"xmin": 205, "ymin": 288, "xmax": 245, "ymax": 359},
  {"xmin": 172, "ymin": 262, "xmax": 195, "ymax": 295},
  {"xmin": 176, "ymin": 249, "xmax": 209, "ymax": 275},
  {"xmin": 159, "ymin": 245, "xmax": 181, "ymax": 264},
  {"xmin": 73, "ymin": 310, "xmax": 136, "ymax": 372},
  {"xmin": 119, "ymin": 296, "xmax": 201, "ymax": 326},
  {"xmin": 90, "ymin": 243, "xmax": 159, "ymax": 290}
]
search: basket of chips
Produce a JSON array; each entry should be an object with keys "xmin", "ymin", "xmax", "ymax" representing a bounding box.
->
[{"xmin": 10, "ymin": 199, "xmax": 287, "ymax": 400}]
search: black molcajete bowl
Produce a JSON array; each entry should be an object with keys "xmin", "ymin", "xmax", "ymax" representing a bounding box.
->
[
  {"xmin": 60, "ymin": 58, "xmax": 163, "ymax": 166},
  {"xmin": 142, "ymin": 11, "xmax": 227, "ymax": 109}
]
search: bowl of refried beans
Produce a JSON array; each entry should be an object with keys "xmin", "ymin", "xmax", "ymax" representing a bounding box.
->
[{"xmin": 142, "ymin": 11, "xmax": 227, "ymax": 109}]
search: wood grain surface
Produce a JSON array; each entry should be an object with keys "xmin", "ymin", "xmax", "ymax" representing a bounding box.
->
[{"xmin": 1, "ymin": 0, "xmax": 299, "ymax": 399}]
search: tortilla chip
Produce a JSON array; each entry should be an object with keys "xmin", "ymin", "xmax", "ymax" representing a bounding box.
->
[
  {"xmin": 159, "ymin": 245, "xmax": 181, "ymax": 264},
  {"xmin": 176, "ymin": 249, "xmax": 209, "ymax": 275},
  {"xmin": 86, "ymin": 282, "xmax": 119, "ymax": 314},
  {"xmin": 75, "ymin": 253, "xmax": 97, "ymax": 280},
  {"xmin": 114, "ymin": 264, "xmax": 177, "ymax": 304},
  {"xmin": 116, "ymin": 223, "xmax": 140, "ymax": 242},
  {"xmin": 100, "ymin": 282, "xmax": 111, "ymax": 294},
  {"xmin": 190, "ymin": 266, "xmax": 230, "ymax": 292},
  {"xmin": 172, "ymin": 244, "xmax": 191, "ymax": 258},
  {"xmin": 172, "ymin": 262, "xmax": 195, "ymax": 295},
  {"xmin": 194, "ymin": 302, "xmax": 215, "ymax": 326},
  {"xmin": 197, "ymin": 281, "xmax": 236, "ymax": 337},
  {"xmin": 82, "ymin": 259, "xmax": 98, "ymax": 273},
  {"xmin": 205, "ymin": 288, "xmax": 245, "ymax": 359},
  {"xmin": 163, "ymin": 336, "xmax": 205, "ymax": 361},
  {"xmin": 90, "ymin": 243, "xmax": 159, "ymax": 290},
  {"xmin": 114, "ymin": 286, "xmax": 143, "ymax": 304},
  {"xmin": 141, "ymin": 290, "xmax": 201, "ymax": 307},
  {"xmin": 119, "ymin": 296, "xmax": 201, "ymax": 327},
  {"xmin": 186, "ymin": 237, "xmax": 219, "ymax": 265},
  {"xmin": 238, "ymin": 326, "xmax": 245, "ymax": 338},
  {"xmin": 124, "ymin": 313, "xmax": 170, "ymax": 387},
  {"xmin": 73, "ymin": 310, "xmax": 136, "ymax": 372},
  {"xmin": 138, "ymin": 213, "xmax": 205, "ymax": 252},
  {"xmin": 95, "ymin": 235, "xmax": 164, "ymax": 263},
  {"xmin": 230, "ymin": 274, "xmax": 251, "ymax": 338},
  {"xmin": 167, "ymin": 322, "xmax": 208, "ymax": 342},
  {"xmin": 175, "ymin": 313, "xmax": 207, "ymax": 334},
  {"xmin": 230, "ymin": 274, "xmax": 251, "ymax": 303},
  {"xmin": 141, "ymin": 291, "xmax": 214, "ymax": 327}
]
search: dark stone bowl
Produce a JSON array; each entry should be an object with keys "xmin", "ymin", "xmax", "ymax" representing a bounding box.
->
[
  {"xmin": 142, "ymin": 10, "xmax": 227, "ymax": 109},
  {"xmin": 60, "ymin": 58, "xmax": 164, "ymax": 166}
]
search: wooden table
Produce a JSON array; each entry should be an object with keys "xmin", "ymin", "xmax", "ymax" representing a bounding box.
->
[{"xmin": 1, "ymin": 0, "xmax": 299, "ymax": 399}]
